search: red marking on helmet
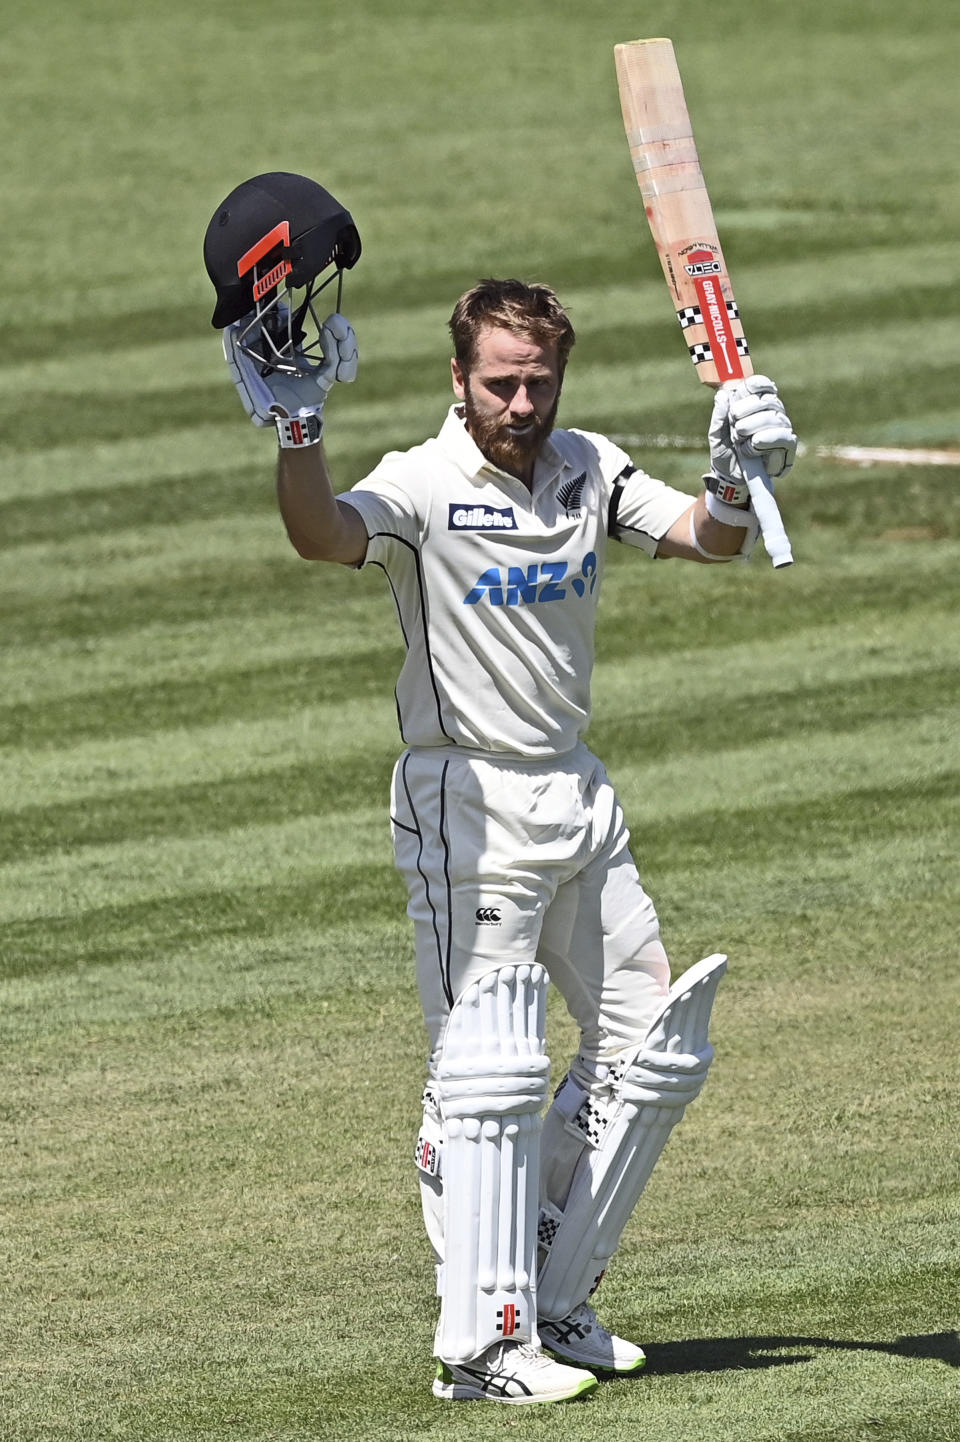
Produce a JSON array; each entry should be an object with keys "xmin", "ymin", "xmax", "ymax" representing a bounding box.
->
[
  {"xmin": 253, "ymin": 259, "xmax": 292, "ymax": 301},
  {"xmin": 237, "ymin": 220, "xmax": 291, "ymax": 278}
]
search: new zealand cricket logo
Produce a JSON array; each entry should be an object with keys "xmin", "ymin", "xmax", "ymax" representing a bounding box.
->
[{"xmin": 556, "ymin": 472, "xmax": 587, "ymax": 516}]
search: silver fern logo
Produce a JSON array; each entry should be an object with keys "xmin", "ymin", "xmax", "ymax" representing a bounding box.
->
[{"xmin": 556, "ymin": 472, "xmax": 587, "ymax": 516}]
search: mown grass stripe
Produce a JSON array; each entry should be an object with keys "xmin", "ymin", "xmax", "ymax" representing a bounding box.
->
[
  {"xmin": 3, "ymin": 597, "xmax": 955, "ymax": 810},
  {"xmin": 566, "ymin": 350, "xmax": 960, "ymax": 447},
  {"xmin": 0, "ymin": 867, "xmax": 407, "ymax": 982},
  {"xmin": 1, "ymin": 817, "xmax": 952, "ymax": 994},
  {"xmin": 593, "ymin": 663, "xmax": 959, "ymax": 765},
  {"xmin": 0, "ymin": 712, "xmax": 952, "ymax": 930},
  {"xmin": 7, "ymin": 304, "xmax": 958, "ymax": 464},
  {"xmin": 0, "ymin": 554, "xmax": 326, "ymax": 647},
  {"xmin": 0, "ymin": 891, "xmax": 947, "ymax": 1045},
  {"xmin": 0, "ymin": 512, "xmax": 294, "ymax": 602},
  {"xmin": 0, "ymin": 806, "xmax": 389, "ymax": 927},
  {"xmin": 3, "ymin": 527, "xmax": 957, "ymax": 652},
  {"xmin": 611, "ymin": 708, "xmax": 955, "ymax": 825},
  {"xmin": 8, "ymin": 319, "xmax": 957, "ymax": 459},
  {"xmin": 0, "ymin": 602, "xmax": 392, "ymax": 706},
  {"xmin": 1, "ymin": 695, "xmax": 399, "ymax": 812},
  {"xmin": 0, "ymin": 425, "xmax": 282, "ymax": 502},
  {"xmin": 644, "ymin": 772, "xmax": 959, "ymax": 872},
  {"xmin": 1, "ymin": 591, "xmax": 951, "ymax": 717},
  {"xmin": 3, "ymin": 678, "xmax": 956, "ymax": 867},
  {"xmin": 3, "ymin": 645, "xmax": 952, "ymax": 762},
  {"xmin": 6, "ymin": 450, "xmax": 959, "ymax": 556},
  {"xmin": 6, "ymin": 238, "xmax": 958, "ymax": 372},
  {"xmin": 0, "ymin": 648, "xmax": 403, "ymax": 748},
  {"xmin": 0, "ymin": 404, "xmax": 439, "ymax": 501},
  {"xmin": 0, "ymin": 754, "xmax": 395, "ymax": 863},
  {"xmin": 0, "ymin": 466, "xmax": 276, "ymax": 552}
]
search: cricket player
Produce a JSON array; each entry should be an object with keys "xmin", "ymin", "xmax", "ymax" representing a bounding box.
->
[{"xmin": 207, "ymin": 181, "xmax": 796, "ymax": 1406}]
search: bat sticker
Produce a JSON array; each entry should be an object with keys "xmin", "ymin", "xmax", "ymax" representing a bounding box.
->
[{"xmin": 677, "ymin": 300, "xmax": 739, "ymax": 329}]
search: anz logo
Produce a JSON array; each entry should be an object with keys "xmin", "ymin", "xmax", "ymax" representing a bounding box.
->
[{"xmin": 464, "ymin": 552, "xmax": 598, "ymax": 607}]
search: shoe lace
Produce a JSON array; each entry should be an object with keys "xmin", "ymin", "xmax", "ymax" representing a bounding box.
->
[{"xmin": 490, "ymin": 1341, "xmax": 551, "ymax": 1371}]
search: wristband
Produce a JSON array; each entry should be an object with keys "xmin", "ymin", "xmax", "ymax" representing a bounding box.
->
[
  {"xmin": 704, "ymin": 487, "xmax": 753, "ymax": 527},
  {"xmin": 703, "ymin": 471, "xmax": 750, "ymax": 508},
  {"xmin": 275, "ymin": 413, "xmax": 323, "ymax": 449}
]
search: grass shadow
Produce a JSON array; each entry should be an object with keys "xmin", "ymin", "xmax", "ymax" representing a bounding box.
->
[{"xmin": 637, "ymin": 1331, "xmax": 960, "ymax": 1375}]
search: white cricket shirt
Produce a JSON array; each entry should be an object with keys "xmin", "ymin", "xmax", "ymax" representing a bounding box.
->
[{"xmin": 340, "ymin": 405, "xmax": 692, "ymax": 758}]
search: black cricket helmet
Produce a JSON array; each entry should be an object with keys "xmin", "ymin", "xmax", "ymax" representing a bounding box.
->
[{"xmin": 203, "ymin": 171, "xmax": 360, "ymax": 375}]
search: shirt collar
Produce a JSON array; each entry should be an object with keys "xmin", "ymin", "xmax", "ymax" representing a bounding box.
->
[{"xmin": 436, "ymin": 404, "xmax": 571, "ymax": 490}]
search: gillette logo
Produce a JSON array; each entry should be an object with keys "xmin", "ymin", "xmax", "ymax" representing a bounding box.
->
[{"xmin": 449, "ymin": 504, "xmax": 518, "ymax": 531}]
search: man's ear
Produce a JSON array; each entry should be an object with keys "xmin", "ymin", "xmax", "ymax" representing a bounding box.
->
[{"xmin": 451, "ymin": 356, "xmax": 466, "ymax": 400}]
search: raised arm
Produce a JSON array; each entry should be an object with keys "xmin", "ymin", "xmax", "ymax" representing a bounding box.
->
[
  {"xmin": 223, "ymin": 308, "xmax": 367, "ymax": 565},
  {"xmin": 276, "ymin": 442, "xmax": 368, "ymax": 564}
]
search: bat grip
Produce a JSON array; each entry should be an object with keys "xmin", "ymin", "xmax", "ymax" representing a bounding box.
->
[{"xmin": 736, "ymin": 451, "xmax": 794, "ymax": 568}]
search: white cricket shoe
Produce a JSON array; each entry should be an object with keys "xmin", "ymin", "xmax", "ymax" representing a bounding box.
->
[
  {"xmin": 539, "ymin": 1302, "xmax": 647, "ymax": 1373},
  {"xmin": 432, "ymin": 1340, "xmax": 598, "ymax": 1404}
]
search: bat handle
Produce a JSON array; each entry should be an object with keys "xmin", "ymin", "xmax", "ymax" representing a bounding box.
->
[{"xmin": 736, "ymin": 451, "xmax": 794, "ymax": 568}]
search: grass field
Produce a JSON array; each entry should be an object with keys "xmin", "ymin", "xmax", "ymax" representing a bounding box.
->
[{"xmin": 2, "ymin": 2, "xmax": 959, "ymax": 1439}]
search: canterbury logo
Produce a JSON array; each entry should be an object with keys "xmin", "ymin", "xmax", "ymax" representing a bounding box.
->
[{"xmin": 475, "ymin": 907, "xmax": 502, "ymax": 925}]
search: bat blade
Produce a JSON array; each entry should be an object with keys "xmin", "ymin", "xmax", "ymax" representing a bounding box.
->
[
  {"xmin": 614, "ymin": 37, "xmax": 794, "ymax": 567},
  {"xmin": 614, "ymin": 37, "xmax": 749, "ymax": 388}
]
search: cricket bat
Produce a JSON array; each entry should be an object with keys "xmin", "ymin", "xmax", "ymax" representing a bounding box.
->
[{"xmin": 614, "ymin": 37, "xmax": 793, "ymax": 567}]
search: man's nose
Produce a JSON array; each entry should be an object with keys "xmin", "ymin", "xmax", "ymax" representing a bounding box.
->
[{"xmin": 510, "ymin": 386, "xmax": 534, "ymax": 416}]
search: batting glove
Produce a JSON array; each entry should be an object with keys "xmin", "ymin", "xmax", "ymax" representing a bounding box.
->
[
  {"xmin": 223, "ymin": 311, "xmax": 358, "ymax": 447},
  {"xmin": 706, "ymin": 375, "xmax": 797, "ymax": 503}
]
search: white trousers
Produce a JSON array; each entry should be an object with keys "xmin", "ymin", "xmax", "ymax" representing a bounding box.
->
[
  {"xmin": 391, "ymin": 741, "xmax": 671, "ymax": 1067},
  {"xmin": 392, "ymin": 741, "xmax": 674, "ymax": 1346}
]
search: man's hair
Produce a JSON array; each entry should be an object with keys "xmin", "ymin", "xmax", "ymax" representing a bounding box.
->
[{"xmin": 449, "ymin": 278, "xmax": 576, "ymax": 375}]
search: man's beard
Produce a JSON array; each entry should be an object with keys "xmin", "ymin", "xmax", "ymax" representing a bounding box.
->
[{"xmin": 462, "ymin": 387, "xmax": 559, "ymax": 478}]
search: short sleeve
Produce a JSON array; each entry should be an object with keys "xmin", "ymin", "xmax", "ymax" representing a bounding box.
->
[
  {"xmin": 608, "ymin": 466, "xmax": 695, "ymax": 556},
  {"xmin": 339, "ymin": 458, "xmax": 423, "ymax": 569}
]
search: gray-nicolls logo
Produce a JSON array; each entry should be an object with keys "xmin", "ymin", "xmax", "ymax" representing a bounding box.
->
[
  {"xmin": 556, "ymin": 472, "xmax": 587, "ymax": 516},
  {"xmin": 475, "ymin": 906, "xmax": 502, "ymax": 926}
]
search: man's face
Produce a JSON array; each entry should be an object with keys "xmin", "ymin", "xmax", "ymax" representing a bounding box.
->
[{"xmin": 452, "ymin": 325, "xmax": 562, "ymax": 484}]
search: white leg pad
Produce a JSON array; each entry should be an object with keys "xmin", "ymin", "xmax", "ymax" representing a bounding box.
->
[
  {"xmin": 537, "ymin": 953, "xmax": 727, "ymax": 1321},
  {"xmin": 433, "ymin": 964, "xmax": 550, "ymax": 1364}
]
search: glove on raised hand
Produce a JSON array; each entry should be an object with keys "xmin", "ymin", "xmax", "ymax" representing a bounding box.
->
[
  {"xmin": 223, "ymin": 311, "xmax": 358, "ymax": 447},
  {"xmin": 707, "ymin": 375, "xmax": 797, "ymax": 504}
]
